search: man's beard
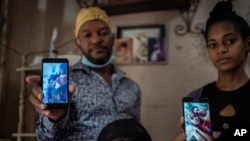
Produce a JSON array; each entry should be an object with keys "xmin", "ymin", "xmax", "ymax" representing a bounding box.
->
[{"xmin": 82, "ymin": 48, "xmax": 112, "ymax": 65}]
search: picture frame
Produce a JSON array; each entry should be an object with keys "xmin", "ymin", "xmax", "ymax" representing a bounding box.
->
[{"xmin": 114, "ymin": 24, "xmax": 167, "ymax": 64}]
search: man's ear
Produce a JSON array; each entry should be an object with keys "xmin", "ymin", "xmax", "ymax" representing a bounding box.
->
[
  {"xmin": 75, "ymin": 38, "xmax": 85, "ymax": 54},
  {"xmin": 75, "ymin": 38, "xmax": 80, "ymax": 46}
]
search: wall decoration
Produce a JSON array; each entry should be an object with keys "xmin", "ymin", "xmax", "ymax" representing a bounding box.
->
[
  {"xmin": 175, "ymin": 0, "xmax": 203, "ymax": 36},
  {"xmin": 113, "ymin": 38, "xmax": 133, "ymax": 64},
  {"xmin": 115, "ymin": 24, "xmax": 167, "ymax": 64}
]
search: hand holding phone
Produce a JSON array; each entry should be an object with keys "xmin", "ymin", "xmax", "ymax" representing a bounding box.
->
[
  {"xmin": 182, "ymin": 97, "xmax": 213, "ymax": 141},
  {"xmin": 42, "ymin": 58, "xmax": 69, "ymax": 109}
]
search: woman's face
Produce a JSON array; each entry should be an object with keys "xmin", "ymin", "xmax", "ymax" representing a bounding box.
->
[
  {"xmin": 188, "ymin": 113, "xmax": 200, "ymax": 125},
  {"xmin": 206, "ymin": 21, "xmax": 250, "ymax": 72}
]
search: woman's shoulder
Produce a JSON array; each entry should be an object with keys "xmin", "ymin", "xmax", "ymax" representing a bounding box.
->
[{"xmin": 186, "ymin": 82, "xmax": 216, "ymax": 98}]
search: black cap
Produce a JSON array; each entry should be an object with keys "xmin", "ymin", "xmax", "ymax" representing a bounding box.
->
[{"xmin": 97, "ymin": 118, "xmax": 152, "ymax": 141}]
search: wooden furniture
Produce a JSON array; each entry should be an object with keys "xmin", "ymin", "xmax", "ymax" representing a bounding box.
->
[
  {"xmin": 12, "ymin": 55, "xmax": 38, "ymax": 141},
  {"xmin": 77, "ymin": 0, "xmax": 191, "ymax": 15},
  {"xmin": 103, "ymin": 0, "xmax": 191, "ymax": 15}
]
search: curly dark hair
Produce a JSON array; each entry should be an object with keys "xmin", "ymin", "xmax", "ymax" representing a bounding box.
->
[{"xmin": 204, "ymin": 0, "xmax": 250, "ymax": 42}]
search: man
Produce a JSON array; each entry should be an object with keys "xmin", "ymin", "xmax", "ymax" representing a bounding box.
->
[{"xmin": 27, "ymin": 7, "xmax": 141, "ymax": 141}]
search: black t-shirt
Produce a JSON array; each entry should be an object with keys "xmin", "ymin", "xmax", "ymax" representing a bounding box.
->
[{"xmin": 201, "ymin": 80, "xmax": 250, "ymax": 140}]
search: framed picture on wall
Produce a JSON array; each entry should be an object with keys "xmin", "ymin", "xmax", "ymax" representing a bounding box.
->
[
  {"xmin": 113, "ymin": 38, "xmax": 133, "ymax": 65},
  {"xmin": 115, "ymin": 24, "xmax": 167, "ymax": 64}
]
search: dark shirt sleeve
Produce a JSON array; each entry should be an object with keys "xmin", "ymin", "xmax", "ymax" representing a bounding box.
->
[
  {"xmin": 187, "ymin": 87, "xmax": 203, "ymax": 98},
  {"xmin": 36, "ymin": 111, "xmax": 69, "ymax": 141},
  {"xmin": 133, "ymin": 85, "xmax": 141, "ymax": 122}
]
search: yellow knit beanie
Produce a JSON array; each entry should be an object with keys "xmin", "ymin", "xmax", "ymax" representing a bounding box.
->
[{"xmin": 74, "ymin": 7, "xmax": 112, "ymax": 38}]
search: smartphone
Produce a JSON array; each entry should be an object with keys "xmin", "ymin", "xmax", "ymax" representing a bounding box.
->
[
  {"xmin": 182, "ymin": 97, "xmax": 213, "ymax": 141},
  {"xmin": 41, "ymin": 58, "xmax": 69, "ymax": 108}
]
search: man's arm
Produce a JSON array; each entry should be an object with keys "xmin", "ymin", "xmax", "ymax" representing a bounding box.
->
[{"xmin": 36, "ymin": 112, "xmax": 69, "ymax": 141}]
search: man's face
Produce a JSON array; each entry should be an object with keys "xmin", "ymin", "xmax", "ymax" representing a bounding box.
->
[{"xmin": 77, "ymin": 20, "xmax": 114, "ymax": 65}]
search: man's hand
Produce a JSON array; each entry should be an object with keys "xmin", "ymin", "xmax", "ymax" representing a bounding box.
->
[{"xmin": 26, "ymin": 75, "xmax": 75, "ymax": 122}]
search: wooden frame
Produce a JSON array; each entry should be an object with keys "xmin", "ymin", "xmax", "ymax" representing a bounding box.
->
[
  {"xmin": 102, "ymin": 0, "xmax": 190, "ymax": 15},
  {"xmin": 114, "ymin": 24, "xmax": 167, "ymax": 64},
  {"xmin": 76, "ymin": 0, "xmax": 191, "ymax": 16}
]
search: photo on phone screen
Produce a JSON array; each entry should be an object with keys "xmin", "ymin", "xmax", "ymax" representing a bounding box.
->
[
  {"xmin": 182, "ymin": 97, "xmax": 213, "ymax": 141},
  {"xmin": 42, "ymin": 58, "xmax": 69, "ymax": 108}
]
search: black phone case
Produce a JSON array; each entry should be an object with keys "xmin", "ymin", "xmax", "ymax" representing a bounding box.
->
[
  {"xmin": 41, "ymin": 58, "xmax": 69, "ymax": 109},
  {"xmin": 182, "ymin": 97, "xmax": 213, "ymax": 141}
]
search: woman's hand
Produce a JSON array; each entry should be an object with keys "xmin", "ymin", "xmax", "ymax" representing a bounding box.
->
[
  {"xmin": 173, "ymin": 117, "xmax": 186, "ymax": 141},
  {"xmin": 172, "ymin": 116, "xmax": 221, "ymax": 141}
]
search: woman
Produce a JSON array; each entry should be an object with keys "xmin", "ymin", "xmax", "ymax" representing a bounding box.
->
[{"xmin": 174, "ymin": 1, "xmax": 250, "ymax": 140}]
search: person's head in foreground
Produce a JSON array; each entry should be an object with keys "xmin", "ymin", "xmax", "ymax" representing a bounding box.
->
[{"xmin": 97, "ymin": 119, "xmax": 152, "ymax": 141}]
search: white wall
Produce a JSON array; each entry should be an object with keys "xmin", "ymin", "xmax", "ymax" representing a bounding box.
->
[{"xmin": 109, "ymin": 0, "xmax": 250, "ymax": 140}]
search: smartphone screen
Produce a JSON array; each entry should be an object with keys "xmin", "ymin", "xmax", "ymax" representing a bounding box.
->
[
  {"xmin": 182, "ymin": 97, "xmax": 213, "ymax": 141},
  {"xmin": 41, "ymin": 58, "xmax": 69, "ymax": 108}
]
